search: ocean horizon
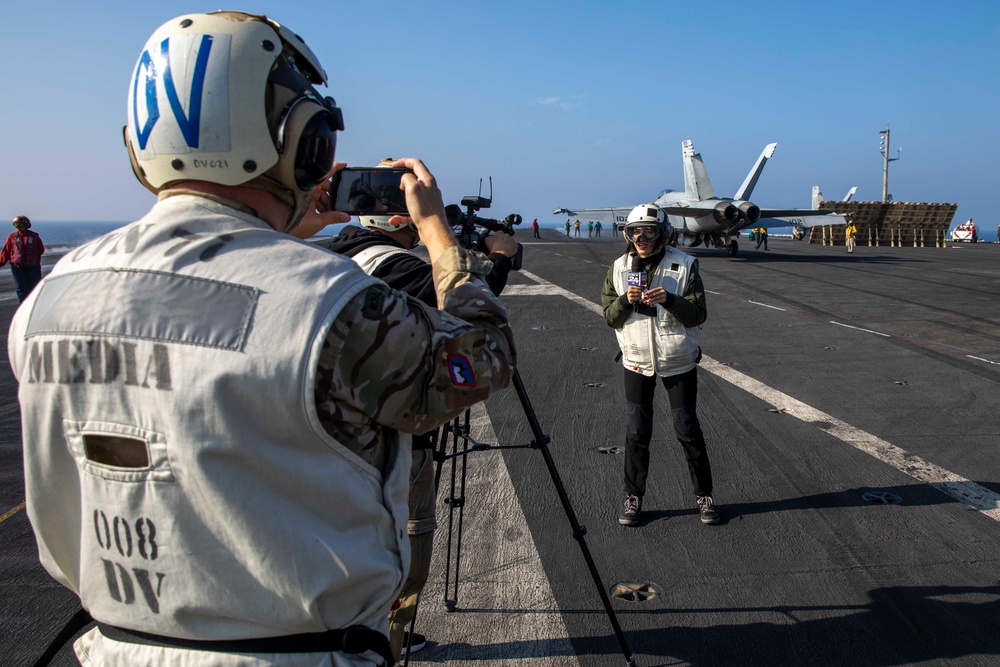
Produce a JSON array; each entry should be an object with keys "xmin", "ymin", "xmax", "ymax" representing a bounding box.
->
[
  {"xmin": 29, "ymin": 219, "xmax": 573, "ymax": 251},
  {"xmin": 30, "ymin": 221, "xmax": 129, "ymax": 249},
  {"xmin": 25, "ymin": 218, "xmax": 978, "ymax": 248}
]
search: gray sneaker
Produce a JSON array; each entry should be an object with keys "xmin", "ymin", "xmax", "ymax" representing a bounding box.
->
[
  {"xmin": 619, "ymin": 494, "xmax": 642, "ymax": 526},
  {"xmin": 401, "ymin": 631, "xmax": 426, "ymax": 658},
  {"xmin": 697, "ymin": 496, "xmax": 721, "ymax": 525}
]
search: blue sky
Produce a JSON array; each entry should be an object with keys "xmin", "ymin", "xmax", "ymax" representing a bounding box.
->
[{"xmin": 2, "ymin": 1, "xmax": 998, "ymax": 237}]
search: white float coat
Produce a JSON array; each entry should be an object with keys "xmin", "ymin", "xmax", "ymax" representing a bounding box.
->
[{"xmin": 9, "ymin": 195, "xmax": 410, "ymax": 666}]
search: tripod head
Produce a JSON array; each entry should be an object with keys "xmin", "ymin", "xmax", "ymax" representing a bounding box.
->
[{"xmin": 445, "ymin": 178, "xmax": 524, "ymax": 270}]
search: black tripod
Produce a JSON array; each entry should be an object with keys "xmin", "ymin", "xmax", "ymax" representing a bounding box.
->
[{"xmin": 434, "ymin": 369, "xmax": 638, "ymax": 666}]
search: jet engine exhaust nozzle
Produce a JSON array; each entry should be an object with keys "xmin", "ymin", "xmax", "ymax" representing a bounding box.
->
[
  {"xmin": 735, "ymin": 201, "xmax": 761, "ymax": 224},
  {"xmin": 713, "ymin": 202, "xmax": 739, "ymax": 225}
]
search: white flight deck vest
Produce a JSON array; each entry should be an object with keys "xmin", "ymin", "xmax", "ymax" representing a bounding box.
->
[
  {"xmin": 348, "ymin": 244, "xmax": 408, "ymax": 276},
  {"xmin": 611, "ymin": 248, "xmax": 703, "ymax": 378},
  {"xmin": 8, "ymin": 195, "xmax": 411, "ymax": 666}
]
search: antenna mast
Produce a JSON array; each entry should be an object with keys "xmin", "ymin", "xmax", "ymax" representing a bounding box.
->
[{"xmin": 878, "ymin": 121, "xmax": 902, "ymax": 203}]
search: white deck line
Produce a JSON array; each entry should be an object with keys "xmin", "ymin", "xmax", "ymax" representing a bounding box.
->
[
  {"xmin": 830, "ymin": 321, "xmax": 891, "ymax": 337},
  {"xmin": 749, "ymin": 300, "xmax": 787, "ymax": 311}
]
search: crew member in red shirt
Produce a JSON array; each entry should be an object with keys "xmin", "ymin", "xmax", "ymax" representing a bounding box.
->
[{"xmin": 0, "ymin": 215, "xmax": 45, "ymax": 302}]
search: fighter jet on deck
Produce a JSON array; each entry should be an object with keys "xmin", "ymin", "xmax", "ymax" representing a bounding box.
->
[
  {"xmin": 812, "ymin": 185, "xmax": 858, "ymax": 210},
  {"xmin": 554, "ymin": 140, "xmax": 847, "ymax": 256}
]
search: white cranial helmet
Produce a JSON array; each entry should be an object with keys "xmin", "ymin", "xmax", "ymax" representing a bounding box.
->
[
  {"xmin": 124, "ymin": 11, "xmax": 344, "ymax": 230},
  {"xmin": 625, "ymin": 204, "xmax": 671, "ymax": 241},
  {"xmin": 626, "ymin": 204, "xmax": 666, "ymax": 227},
  {"xmin": 624, "ymin": 204, "xmax": 677, "ymax": 245},
  {"xmin": 357, "ymin": 214, "xmax": 396, "ymax": 232}
]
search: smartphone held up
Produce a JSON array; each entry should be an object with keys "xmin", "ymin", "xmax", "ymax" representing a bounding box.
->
[{"xmin": 331, "ymin": 167, "xmax": 413, "ymax": 216}]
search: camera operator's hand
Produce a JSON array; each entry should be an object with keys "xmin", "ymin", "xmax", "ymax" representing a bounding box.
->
[
  {"xmin": 292, "ymin": 162, "xmax": 351, "ymax": 239},
  {"xmin": 390, "ymin": 158, "xmax": 456, "ymax": 266},
  {"xmin": 483, "ymin": 231, "xmax": 517, "ymax": 257}
]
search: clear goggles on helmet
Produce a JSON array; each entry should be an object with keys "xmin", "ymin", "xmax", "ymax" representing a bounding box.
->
[{"xmin": 626, "ymin": 225, "xmax": 661, "ymax": 242}]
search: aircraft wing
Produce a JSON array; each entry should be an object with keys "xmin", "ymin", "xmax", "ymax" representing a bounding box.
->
[
  {"xmin": 552, "ymin": 205, "xmax": 719, "ymax": 223},
  {"xmin": 755, "ymin": 212, "xmax": 847, "ymax": 228},
  {"xmin": 551, "ymin": 207, "xmax": 631, "ymax": 224},
  {"xmin": 660, "ymin": 206, "xmax": 719, "ymax": 217},
  {"xmin": 759, "ymin": 209, "xmax": 843, "ymax": 219}
]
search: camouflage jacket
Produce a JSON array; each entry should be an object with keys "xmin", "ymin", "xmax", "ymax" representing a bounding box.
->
[
  {"xmin": 316, "ymin": 225, "xmax": 513, "ymax": 305},
  {"xmin": 316, "ymin": 244, "xmax": 516, "ymax": 470}
]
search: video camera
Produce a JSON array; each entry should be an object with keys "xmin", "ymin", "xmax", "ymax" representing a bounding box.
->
[{"xmin": 444, "ymin": 181, "xmax": 524, "ymax": 270}]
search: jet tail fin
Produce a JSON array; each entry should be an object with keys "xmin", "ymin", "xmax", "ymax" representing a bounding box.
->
[
  {"xmin": 812, "ymin": 186, "xmax": 824, "ymax": 209},
  {"xmin": 812, "ymin": 185, "xmax": 858, "ymax": 208},
  {"xmin": 682, "ymin": 140, "xmax": 716, "ymax": 201},
  {"xmin": 734, "ymin": 142, "xmax": 777, "ymax": 201}
]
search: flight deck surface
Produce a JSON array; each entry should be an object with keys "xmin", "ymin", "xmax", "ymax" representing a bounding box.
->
[{"xmin": 2, "ymin": 233, "xmax": 998, "ymax": 666}]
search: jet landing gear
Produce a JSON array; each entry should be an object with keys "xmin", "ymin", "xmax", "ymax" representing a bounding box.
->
[{"xmin": 681, "ymin": 233, "xmax": 737, "ymax": 256}]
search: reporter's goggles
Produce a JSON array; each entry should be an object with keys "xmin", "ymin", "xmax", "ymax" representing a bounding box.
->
[{"xmin": 626, "ymin": 226, "xmax": 660, "ymax": 242}]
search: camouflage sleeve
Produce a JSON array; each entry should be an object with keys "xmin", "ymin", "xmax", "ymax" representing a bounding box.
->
[{"xmin": 315, "ymin": 247, "xmax": 516, "ymax": 468}]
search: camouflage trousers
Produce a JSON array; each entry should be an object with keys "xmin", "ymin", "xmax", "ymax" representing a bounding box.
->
[{"xmin": 388, "ymin": 447, "xmax": 438, "ymax": 658}]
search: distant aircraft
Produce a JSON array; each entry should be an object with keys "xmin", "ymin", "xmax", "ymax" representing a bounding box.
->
[
  {"xmin": 788, "ymin": 185, "xmax": 859, "ymax": 239},
  {"xmin": 553, "ymin": 140, "xmax": 848, "ymax": 256},
  {"xmin": 812, "ymin": 185, "xmax": 857, "ymax": 209}
]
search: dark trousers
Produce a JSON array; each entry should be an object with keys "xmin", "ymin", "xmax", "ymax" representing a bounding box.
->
[
  {"xmin": 11, "ymin": 265, "xmax": 42, "ymax": 303},
  {"xmin": 623, "ymin": 367, "xmax": 712, "ymax": 498}
]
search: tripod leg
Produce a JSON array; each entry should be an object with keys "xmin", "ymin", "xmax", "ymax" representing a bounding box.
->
[
  {"xmin": 441, "ymin": 411, "xmax": 470, "ymax": 612},
  {"xmin": 441, "ymin": 417, "xmax": 458, "ymax": 612},
  {"xmin": 402, "ymin": 598, "xmax": 418, "ymax": 666},
  {"xmin": 511, "ymin": 370, "xmax": 639, "ymax": 666},
  {"xmin": 450, "ymin": 410, "xmax": 471, "ymax": 611}
]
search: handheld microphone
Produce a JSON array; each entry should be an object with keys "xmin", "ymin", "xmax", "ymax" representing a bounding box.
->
[
  {"xmin": 626, "ymin": 253, "xmax": 647, "ymax": 291},
  {"xmin": 627, "ymin": 253, "xmax": 655, "ymax": 317}
]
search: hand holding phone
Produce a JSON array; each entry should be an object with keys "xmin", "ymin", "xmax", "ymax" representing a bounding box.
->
[{"xmin": 331, "ymin": 167, "xmax": 413, "ymax": 216}]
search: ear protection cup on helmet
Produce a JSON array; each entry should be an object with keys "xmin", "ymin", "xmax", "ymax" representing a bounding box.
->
[{"xmin": 271, "ymin": 96, "xmax": 341, "ymax": 192}]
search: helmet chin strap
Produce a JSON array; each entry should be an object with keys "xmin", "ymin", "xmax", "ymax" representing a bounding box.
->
[
  {"xmin": 400, "ymin": 225, "xmax": 420, "ymax": 249},
  {"xmin": 246, "ymin": 173, "xmax": 312, "ymax": 234}
]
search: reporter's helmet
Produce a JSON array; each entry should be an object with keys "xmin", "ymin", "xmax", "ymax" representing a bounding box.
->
[
  {"xmin": 624, "ymin": 204, "xmax": 670, "ymax": 245},
  {"xmin": 358, "ymin": 158, "xmax": 412, "ymax": 233},
  {"xmin": 124, "ymin": 12, "xmax": 344, "ymax": 232}
]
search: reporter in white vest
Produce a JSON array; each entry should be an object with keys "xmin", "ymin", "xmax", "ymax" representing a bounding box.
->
[
  {"xmin": 8, "ymin": 11, "xmax": 515, "ymax": 666},
  {"xmin": 600, "ymin": 204, "xmax": 721, "ymax": 528}
]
